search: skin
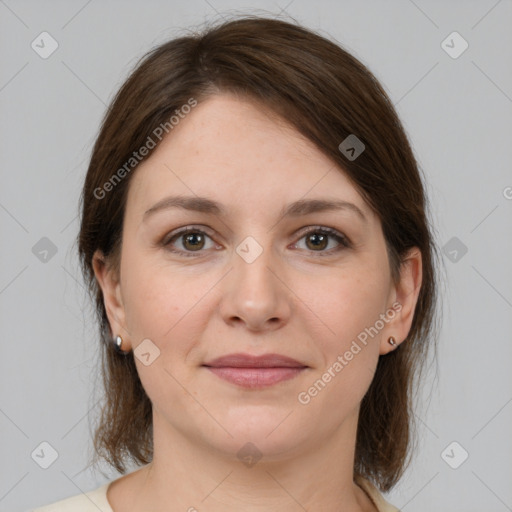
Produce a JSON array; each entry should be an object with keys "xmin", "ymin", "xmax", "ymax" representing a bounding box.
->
[{"xmin": 93, "ymin": 93, "xmax": 422, "ymax": 512}]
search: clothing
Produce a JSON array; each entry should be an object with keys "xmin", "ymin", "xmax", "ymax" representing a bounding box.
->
[
  {"xmin": 356, "ymin": 478, "xmax": 400, "ymax": 511},
  {"xmin": 31, "ymin": 476, "xmax": 399, "ymax": 511}
]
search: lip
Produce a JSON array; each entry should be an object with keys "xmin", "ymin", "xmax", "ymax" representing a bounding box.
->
[
  {"xmin": 203, "ymin": 353, "xmax": 306, "ymax": 368},
  {"xmin": 202, "ymin": 353, "xmax": 308, "ymax": 389}
]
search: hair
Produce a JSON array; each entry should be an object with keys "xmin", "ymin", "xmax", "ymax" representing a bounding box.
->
[{"xmin": 77, "ymin": 14, "xmax": 439, "ymax": 492}]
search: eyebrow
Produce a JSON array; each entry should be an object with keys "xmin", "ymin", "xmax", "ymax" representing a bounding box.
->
[{"xmin": 143, "ymin": 195, "xmax": 367, "ymax": 223}]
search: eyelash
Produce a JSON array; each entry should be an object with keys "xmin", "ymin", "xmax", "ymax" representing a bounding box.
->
[{"xmin": 161, "ymin": 225, "xmax": 351, "ymax": 258}]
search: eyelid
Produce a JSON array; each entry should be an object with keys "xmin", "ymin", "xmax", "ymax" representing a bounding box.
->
[
  {"xmin": 291, "ymin": 225, "xmax": 351, "ymax": 254},
  {"xmin": 161, "ymin": 224, "xmax": 351, "ymax": 257},
  {"xmin": 293, "ymin": 225, "xmax": 350, "ymax": 244},
  {"xmin": 161, "ymin": 224, "xmax": 216, "ymax": 245}
]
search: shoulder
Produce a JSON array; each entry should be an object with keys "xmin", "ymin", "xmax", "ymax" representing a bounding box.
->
[
  {"xmin": 355, "ymin": 476, "xmax": 401, "ymax": 512},
  {"xmin": 30, "ymin": 482, "xmax": 113, "ymax": 512}
]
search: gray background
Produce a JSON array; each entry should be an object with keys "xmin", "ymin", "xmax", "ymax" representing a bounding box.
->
[{"xmin": 1, "ymin": 0, "xmax": 511, "ymax": 511}]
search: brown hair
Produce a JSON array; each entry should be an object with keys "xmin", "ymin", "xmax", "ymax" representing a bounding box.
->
[{"xmin": 78, "ymin": 15, "xmax": 439, "ymax": 491}]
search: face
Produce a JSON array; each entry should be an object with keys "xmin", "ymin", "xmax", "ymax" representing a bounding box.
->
[{"xmin": 94, "ymin": 93, "xmax": 421, "ymax": 461}]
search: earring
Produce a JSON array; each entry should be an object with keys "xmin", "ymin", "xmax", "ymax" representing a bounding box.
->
[
  {"xmin": 113, "ymin": 334, "xmax": 130, "ymax": 355},
  {"xmin": 388, "ymin": 336, "xmax": 397, "ymax": 348}
]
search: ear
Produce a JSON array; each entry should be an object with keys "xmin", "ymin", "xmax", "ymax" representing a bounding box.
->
[
  {"xmin": 92, "ymin": 249, "xmax": 132, "ymax": 350},
  {"xmin": 380, "ymin": 247, "xmax": 422, "ymax": 355}
]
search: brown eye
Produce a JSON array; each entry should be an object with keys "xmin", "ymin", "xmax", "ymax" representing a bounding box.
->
[
  {"xmin": 294, "ymin": 227, "xmax": 350, "ymax": 256},
  {"xmin": 305, "ymin": 232, "xmax": 328, "ymax": 251},
  {"xmin": 163, "ymin": 227, "xmax": 217, "ymax": 257},
  {"xmin": 182, "ymin": 232, "xmax": 206, "ymax": 251}
]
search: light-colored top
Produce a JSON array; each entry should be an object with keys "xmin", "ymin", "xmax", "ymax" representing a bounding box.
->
[{"xmin": 31, "ymin": 477, "xmax": 399, "ymax": 511}]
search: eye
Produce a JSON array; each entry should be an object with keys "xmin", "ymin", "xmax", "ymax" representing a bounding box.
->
[
  {"xmin": 162, "ymin": 226, "xmax": 218, "ymax": 257},
  {"xmin": 161, "ymin": 225, "xmax": 350, "ymax": 258},
  {"xmin": 292, "ymin": 226, "xmax": 350, "ymax": 256}
]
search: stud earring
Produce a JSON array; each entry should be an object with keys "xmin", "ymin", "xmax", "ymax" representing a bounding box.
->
[
  {"xmin": 113, "ymin": 334, "xmax": 130, "ymax": 355},
  {"xmin": 388, "ymin": 336, "xmax": 397, "ymax": 348}
]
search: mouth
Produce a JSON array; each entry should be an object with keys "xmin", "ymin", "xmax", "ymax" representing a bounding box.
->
[{"xmin": 202, "ymin": 353, "xmax": 308, "ymax": 389}]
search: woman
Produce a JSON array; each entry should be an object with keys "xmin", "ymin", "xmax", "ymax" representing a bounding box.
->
[{"xmin": 33, "ymin": 15, "xmax": 438, "ymax": 512}]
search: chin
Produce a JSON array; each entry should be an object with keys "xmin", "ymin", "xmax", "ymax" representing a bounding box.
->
[{"xmin": 202, "ymin": 406, "xmax": 311, "ymax": 459}]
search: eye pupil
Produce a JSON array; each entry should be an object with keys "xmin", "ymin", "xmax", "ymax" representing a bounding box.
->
[
  {"xmin": 306, "ymin": 233, "xmax": 328, "ymax": 250},
  {"xmin": 184, "ymin": 232, "xmax": 205, "ymax": 251}
]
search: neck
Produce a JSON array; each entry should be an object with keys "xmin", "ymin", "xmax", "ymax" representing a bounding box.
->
[{"xmin": 120, "ymin": 407, "xmax": 377, "ymax": 512}]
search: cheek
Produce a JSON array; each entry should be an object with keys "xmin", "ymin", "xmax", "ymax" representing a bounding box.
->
[
  {"xmin": 122, "ymin": 265, "xmax": 174, "ymax": 337},
  {"xmin": 295, "ymin": 261, "xmax": 389, "ymax": 396},
  {"xmin": 295, "ymin": 273, "xmax": 385, "ymax": 412},
  {"xmin": 308, "ymin": 264, "xmax": 389, "ymax": 400},
  {"xmin": 298, "ymin": 267, "xmax": 390, "ymax": 347},
  {"xmin": 121, "ymin": 251, "xmax": 215, "ymax": 353}
]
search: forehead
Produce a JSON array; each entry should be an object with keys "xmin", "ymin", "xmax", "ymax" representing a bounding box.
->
[{"xmin": 126, "ymin": 94, "xmax": 371, "ymax": 221}]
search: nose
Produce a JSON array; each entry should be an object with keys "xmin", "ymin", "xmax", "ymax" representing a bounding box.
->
[{"xmin": 218, "ymin": 239, "xmax": 292, "ymax": 333}]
